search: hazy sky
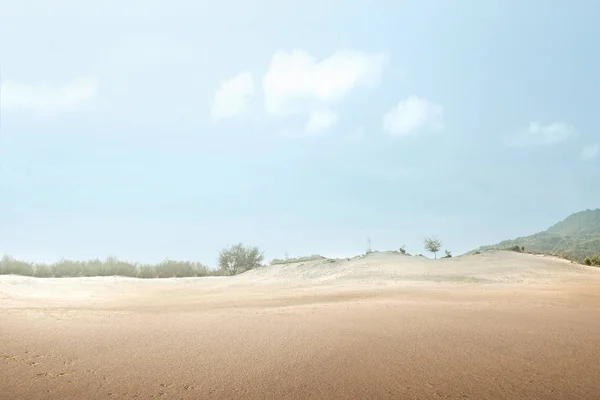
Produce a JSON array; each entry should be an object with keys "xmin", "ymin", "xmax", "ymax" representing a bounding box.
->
[{"xmin": 1, "ymin": 0, "xmax": 599, "ymax": 265}]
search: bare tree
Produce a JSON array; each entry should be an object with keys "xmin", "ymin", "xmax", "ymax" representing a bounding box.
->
[
  {"xmin": 423, "ymin": 236, "xmax": 442, "ymax": 259},
  {"xmin": 218, "ymin": 243, "xmax": 264, "ymax": 275}
]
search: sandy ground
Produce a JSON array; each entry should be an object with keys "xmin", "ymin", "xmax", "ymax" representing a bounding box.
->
[{"xmin": 2, "ymin": 251, "xmax": 600, "ymax": 400}]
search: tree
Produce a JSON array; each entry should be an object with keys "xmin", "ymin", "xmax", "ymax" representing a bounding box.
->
[
  {"xmin": 443, "ymin": 249, "xmax": 452, "ymax": 258},
  {"xmin": 218, "ymin": 243, "xmax": 264, "ymax": 276},
  {"xmin": 423, "ymin": 236, "xmax": 442, "ymax": 259}
]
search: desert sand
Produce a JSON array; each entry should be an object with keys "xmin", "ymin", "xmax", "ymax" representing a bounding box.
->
[{"xmin": 2, "ymin": 251, "xmax": 600, "ymax": 400}]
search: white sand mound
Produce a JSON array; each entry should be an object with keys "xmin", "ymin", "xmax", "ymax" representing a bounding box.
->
[
  {"xmin": 237, "ymin": 250, "xmax": 600, "ymax": 285},
  {"xmin": 1, "ymin": 251, "xmax": 599, "ymax": 305}
]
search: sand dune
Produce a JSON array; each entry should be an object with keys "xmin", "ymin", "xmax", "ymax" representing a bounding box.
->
[{"xmin": 2, "ymin": 251, "xmax": 600, "ymax": 399}]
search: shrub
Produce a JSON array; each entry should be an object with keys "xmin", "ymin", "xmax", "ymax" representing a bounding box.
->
[
  {"xmin": 51, "ymin": 259, "xmax": 85, "ymax": 277},
  {"xmin": 443, "ymin": 250, "xmax": 452, "ymax": 258},
  {"xmin": 218, "ymin": 243, "xmax": 264, "ymax": 275},
  {"xmin": 137, "ymin": 264, "xmax": 158, "ymax": 279},
  {"xmin": 0, "ymin": 255, "xmax": 34, "ymax": 276},
  {"xmin": 507, "ymin": 245, "xmax": 523, "ymax": 253},
  {"xmin": 271, "ymin": 255, "xmax": 323, "ymax": 265},
  {"xmin": 584, "ymin": 257, "xmax": 592, "ymax": 266},
  {"xmin": 34, "ymin": 264, "xmax": 54, "ymax": 277},
  {"xmin": 0, "ymin": 255, "xmax": 219, "ymax": 278}
]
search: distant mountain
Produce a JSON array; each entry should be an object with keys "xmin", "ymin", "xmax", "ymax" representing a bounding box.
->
[{"xmin": 474, "ymin": 209, "xmax": 600, "ymax": 261}]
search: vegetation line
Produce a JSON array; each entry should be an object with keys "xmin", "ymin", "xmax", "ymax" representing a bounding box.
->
[{"xmin": 3, "ymin": 211, "xmax": 600, "ymax": 279}]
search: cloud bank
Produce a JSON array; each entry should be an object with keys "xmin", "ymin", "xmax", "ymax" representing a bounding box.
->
[{"xmin": 263, "ymin": 49, "xmax": 388, "ymax": 133}]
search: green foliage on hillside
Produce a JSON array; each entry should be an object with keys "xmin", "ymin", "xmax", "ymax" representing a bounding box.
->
[
  {"xmin": 583, "ymin": 255, "xmax": 600, "ymax": 266},
  {"xmin": 546, "ymin": 209, "xmax": 600, "ymax": 236},
  {"xmin": 0, "ymin": 255, "xmax": 222, "ymax": 278},
  {"xmin": 475, "ymin": 209, "xmax": 600, "ymax": 262}
]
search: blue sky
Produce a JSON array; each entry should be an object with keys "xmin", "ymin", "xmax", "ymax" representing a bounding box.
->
[{"xmin": 1, "ymin": 0, "xmax": 599, "ymax": 265}]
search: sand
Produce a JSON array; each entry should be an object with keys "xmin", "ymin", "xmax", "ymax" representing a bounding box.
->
[{"xmin": 2, "ymin": 251, "xmax": 600, "ymax": 399}]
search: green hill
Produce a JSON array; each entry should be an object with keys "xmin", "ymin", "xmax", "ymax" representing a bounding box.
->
[{"xmin": 474, "ymin": 209, "xmax": 600, "ymax": 262}]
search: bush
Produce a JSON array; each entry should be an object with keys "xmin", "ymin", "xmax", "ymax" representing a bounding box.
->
[
  {"xmin": 34, "ymin": 264, "xmax": 54, "ymax": 278},
  {"xmin": 0, "ymin": 255, "xmax": 34, "ymax": 276},
  {"xmin": 218, "ymin": 243, "xmax": 264, "ymax": 275},
  {"xmin": 443, "ymin": 250, "xmax": 452, "ymax": 258},
  {"xmin": 592, "ymin": 255, "xmax": 600, "ymax": 266},
  {"xmin": 584, "ymin": 257, "xmax": 592, "ymax": 266},
  {"xmin": 0, "ymin": 255, "xmax": 219, "ymax": 278},
  {"xmin": 507, "ymin": 245, "xmax": 524, "ymax": 253},
  {"xmin": 271, "ymin": 255, "xmax": 323, "ymax": 265},
  {"xmin": 137, "ymin": 264, "xmax": 158, "ymax": 279}
]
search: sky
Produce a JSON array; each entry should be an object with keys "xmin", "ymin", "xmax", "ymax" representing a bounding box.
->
[{"xmin": 0, "ymin": 0, "xmax": 599, "ymax": 266}]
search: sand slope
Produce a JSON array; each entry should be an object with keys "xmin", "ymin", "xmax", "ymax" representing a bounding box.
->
[{"xmin": 2, "ymin": 251, "xmax": 600, "ymax": 399}]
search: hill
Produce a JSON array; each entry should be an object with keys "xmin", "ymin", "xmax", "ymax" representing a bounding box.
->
[
  {"xmin": 474, "ymin": 209, "xmax": 600, "ymax": 261},
  {"xmin": 239, "ymin": 251, "xmax": 599, "ymax": 285}
]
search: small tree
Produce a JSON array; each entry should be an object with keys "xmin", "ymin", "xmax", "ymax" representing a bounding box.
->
[
  {"xmin": 443, "ymin": 249, "xmax": 452, "ymax": 258},
  {"xmin": 399, "ymin": 245, "xmax": 406, "ymax": 255},
  {"xmin": 218, "ymin": 243, "xmax": 264, "ymax": 276},
  {"xmin": 366, "ymin": 237, "xmax": 373, "ymax": 254},
  {"xmin": 423, "ymin": 236, "xmax": 442, "ymax": 259}
]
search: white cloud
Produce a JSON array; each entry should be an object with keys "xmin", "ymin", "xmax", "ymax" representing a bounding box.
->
[
  {"xmin": 262, "ymin": 49, "xmax": 388, "ymax": 133},
  {"xmin": 305, "ymin": 110, "xmax": 338, "ymax": 134},
  {"xmin": 581, "ymin": 143, "xmax": 599, "ymax": 161},
  {"xmin": 509, "ymin": 122, "xmax": 574, "ymax": 146},
  {"xmin": 3, "ymin": 78, "xmax": 99, "ymax": 117},
  {"xmin": 382, "ymin": 96, "xmax": 444, "ymax": 136},
  {"xmin": 210, "ymin": 72, "xmax": 254, "ymax": 121}
]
